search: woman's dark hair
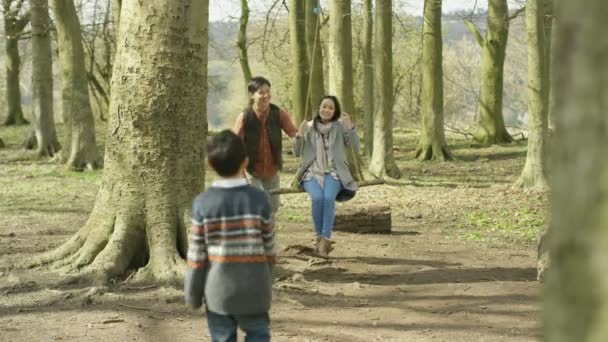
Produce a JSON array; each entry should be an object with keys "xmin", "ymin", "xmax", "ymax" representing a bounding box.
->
[{"xmin": 313, "ymin": 95, "xmax": 341, "ymax": 128}]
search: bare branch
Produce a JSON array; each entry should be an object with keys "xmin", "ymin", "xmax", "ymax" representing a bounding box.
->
[{"xmin": 463, "ymin": 19, "xmax": 484, "ymax": 47}]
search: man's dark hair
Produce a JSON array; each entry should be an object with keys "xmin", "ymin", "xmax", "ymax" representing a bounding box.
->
[
  {"xmin": 207, "ymin": 130, "xmax": 247, "ymax": 177},
  {"xmin": 247, "ymin": 76, "xmax": 271, "ymax": 95}
]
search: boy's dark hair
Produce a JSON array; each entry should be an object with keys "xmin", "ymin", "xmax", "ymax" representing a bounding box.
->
[
  {"xmin": 313, "ymin": 95, "xmax": 342, "ymax": 128},
  {"xmin": 247, "ymin": 76, "xmax": 271, "ymax": 95},
  {"xmin": 207, "ymin": 130, "xmax": 247, "ymax": 177}
]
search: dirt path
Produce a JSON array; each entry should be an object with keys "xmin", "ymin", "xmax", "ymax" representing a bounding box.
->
[{"xmin": 0, "ymin": 217, "xmax": 539, "ymax": 342}]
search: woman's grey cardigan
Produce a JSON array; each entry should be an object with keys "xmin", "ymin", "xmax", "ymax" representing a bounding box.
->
[{"xmin": 293, "ymin": 120, "xmax": 360, "ymax": 202}]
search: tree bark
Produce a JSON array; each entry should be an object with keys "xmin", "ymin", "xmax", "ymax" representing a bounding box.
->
[
  {"xmin": 362, "ymin": 0, "xmax": 374, "ymax": 157},
  {"xmin": 305, "ymin": 0, "xmax": 324, "ymax": 111},
  {"xmin": 237, "ymin": 0, "xmax": 252, "ymax": 96},
  {"xmin": 415, "ymin": 0, "xmax": 452, "ymax": 161},
  {"xmin": 515, "ymin": 0, "xmax": 549, "ymax": 188},
  {"xmin": 328, "ymin": 0, "xmax": 354, "ymax": 116},
  {"xmin": 29, "ymin": 0, "xmax": 61, "ymax": 156},
  {"xmin": 470, "ymin": 0, "xmax": 513, "ymax": 145},
  {"xmin": 52, "ymin": 0, "xmax": 101, "ymax": 170},
  {"xmin": 368, "ymin": 0, "xmax": 401, "ymax": 179},
  {"xmin": 28, "ymin": 0, "xmax": 209, "ymax": 284},
  {"xmin": 289, "ymin": 0, "xmax": 309, "ymax": 124},
  {"xmin": 545, "ymin": 0, "xmax": 608, "ymax": 339},
  {"xmin": 2, "ymin": 1, "xmax": 29, "ymax": 126}
]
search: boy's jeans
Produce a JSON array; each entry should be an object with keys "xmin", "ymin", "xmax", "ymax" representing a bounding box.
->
[
  {"xmin": 206, "ymin": 310, "xmax": 270, "ymax": 342},
  {"xmin": 302, "ymin": 174, "xmax": 342, "ymax": 239}
]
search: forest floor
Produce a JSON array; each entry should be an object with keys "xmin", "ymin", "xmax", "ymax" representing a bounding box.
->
[{"xmin": 0, "ymin": 123, "xmax": 546, "ymax": 341}]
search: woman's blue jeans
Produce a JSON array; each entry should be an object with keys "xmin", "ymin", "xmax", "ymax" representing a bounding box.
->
[{"xmin": 302, "ymin": 174, "xmax": 342, "ymax": 239}]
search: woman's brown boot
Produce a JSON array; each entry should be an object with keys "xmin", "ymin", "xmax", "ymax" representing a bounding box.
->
[{"xmin": 318, "ymin": 238, "xmax": 332, "ymax": 257}]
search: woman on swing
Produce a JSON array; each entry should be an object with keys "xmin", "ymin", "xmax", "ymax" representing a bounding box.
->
[{"xmin": 294, "ymin": 95, "xmax": 360, "ymax": 257}]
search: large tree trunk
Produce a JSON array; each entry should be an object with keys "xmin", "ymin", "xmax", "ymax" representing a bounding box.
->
[
  {"xmin": 362, "ymin": 0, "xmax": 374, "ymax": 157},
  {"xmin": 28, "ymin": 0, "xmax": 60, "ymax": 156},
  {"xmin": 28, "ymin": 0, "xmax": 209, "ymax": 284},
  {"xmin": 237, "ymin": 0, "xmax": 252, "ymax": 95},
  {"xmin": 515, "ymin": 0, "xmax": 549, "ymax": 188},
  {"xmin": 305, "ymin": 0, "xmax": 324, "ymax": 111},
  {"xmin": 52, "ymin": 0, "xmax": 101, "ymax": 170},
  {"xmin": 468, "ymin": 0, "xmax": 513, "ymax": 145},
  {"xmin": 2, "ymin": 2, "xmax": 29, "ymax": 126},
  {"xmin": 368, "ymin": 0, "xmax": 401, "ymax": 179},
  {"xmin": 544, "ymin": 0, "xmax": 608, "ymax": 339},
  {"xmin": 289, "ymin": 0, "xmax": 309, "ymax": 123},
  {"xmin": 328, "ymin": 0, "xmax": 354, "ymax": 116},
  {"xmin": 416, "ymin": 0, "xmax": 451, "ymax": 161}
]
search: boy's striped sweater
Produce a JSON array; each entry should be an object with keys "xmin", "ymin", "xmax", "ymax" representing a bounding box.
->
[{"xmin": 184, "ymin": 178, "xmax": 275, "ymax": 315}]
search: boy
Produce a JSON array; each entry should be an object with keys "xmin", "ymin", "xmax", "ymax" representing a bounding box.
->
[{"xmin": 185, "ymin": 130, "xmax": 275, "ymax": 342}]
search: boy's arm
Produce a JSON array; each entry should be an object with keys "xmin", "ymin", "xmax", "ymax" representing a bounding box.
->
[{"xmin": 184, "ymin": 214, "xmax": 208, "ymax": 309}]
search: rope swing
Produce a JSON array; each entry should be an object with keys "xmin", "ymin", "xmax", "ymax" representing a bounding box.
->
[{"xmin": 272, "ymin": 2, "xmax": 385, "ymax": 195}]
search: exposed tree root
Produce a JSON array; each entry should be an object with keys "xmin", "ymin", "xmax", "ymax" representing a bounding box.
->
[
  {"xmin": 21, "ymin": 187, "xmax": 187, "ymax": 286},
  {"xmin": 415, "ymin": 143, "xmax": 453, "ymax": 161}
]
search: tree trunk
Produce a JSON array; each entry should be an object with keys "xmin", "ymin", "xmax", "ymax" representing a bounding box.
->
[
  {"xmin": 328, "ymin": 0, "xmax": 364, "ymax": 181},
  {"xmin": 0, "ymin": 137, "xmax": 4, "ymax": 148},
  {"xmin": 328, "ymin": 0, "xmax": 354, "ymax": 116},
  {"xmin": 470, "ymin": 0, "xmax": 513, "ymax": 145},
  {"xmin": 515, "ymin": 0, "xmax": 548, "ymax": 188},
  {"xmin": 416, "ymin": 0, "xmax": 451, "ymax": 161},
  {"xmin": 369, "ymin": 0, "xmax": 401, "ymax": 179},
  {"xmin": 28, "ymin": 0, "xmax": 60, "ymax": 156},
  {"xmin": 52, "ymin": 0, "xmax": 101, "ymax": 170},
  {"xmin": 289, "ymin": 0, "xmax": 309, "ymax": 124},
  {"xmin": 305, "ymin": 0, "xmax": 324, "ymax": 111},
  {"xmin": 112, "ymin": 0, "xmax": 121, "ymax": 38},
  {"xmin": 237, "ymin": 0, "xmax": 252, "ymax": 96},
  {"xmin": 28, "ymin": 0, "xmax": 209, "ymax": 284},
  {"xmin": 544, "ymin": 0, "xmax": 555, "ymax": 129},
  {"xmin": 545, "ymin": 0, "xmax": 608, "ymax": 339},
  {"xmin": 362, "ymin": 0, "xmax": 374, "ymax": 157},
  {"xmin": 2, "ymin": 5, "xmax": 29, "ymax": 126}
]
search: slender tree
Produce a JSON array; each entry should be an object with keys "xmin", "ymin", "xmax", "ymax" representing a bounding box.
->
[
  {"xmin": 289, "ymin": 0, "xmax": 309, "ymax": 123},
  {"xmin": 27, "ymin": 0, "xmax": 60, "ymax": 156},
  {"xmin": 464, "ymin": 0, "xmax": 513, "ymax": 145},
  {"xmin": 416, "ymin": 0, "xmax": 451, "ymax": 161},
  {"xmin": 362, "ymin": 0, "xmax": 374, "ymax": 157},
  {"xmin": 305, "ymin": 0, "xmax": 324, "ymax": 112},
  {"xmin": 515, "ymin": 0, "xmax": 549, "ymax": 188},
  {"xmin": 237, "ymin": 0, "xmax": 252, "ymax": 95},
  {"xmin": 112, "ymin": 0, "xmax": 121, "ymax": 37},
  {"xmin": 28, "ymin": 0, "xmax": 209, "ymax": 284},
  {"xmin": 52, "ymin": 0, "xmax": 101, "ymax": 170},
  {"xmin": 368, "ymin": 0, "xmax": 401, "ymax": 178},
  {"xmin": 545, "ymin": 0, "xmax": 608, "ymax": 340},
  {"xmin": 328, "ymin": 0, "xmax": 354, "ymax": 116},
  {"xmin": 2, "ymin": 0, "xmax": 30, "ymax": 126}
]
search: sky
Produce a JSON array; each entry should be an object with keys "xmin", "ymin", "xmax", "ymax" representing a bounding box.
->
[{"xmin": 209, "ymin": 0, "xmax": 525, "ymax": 22}]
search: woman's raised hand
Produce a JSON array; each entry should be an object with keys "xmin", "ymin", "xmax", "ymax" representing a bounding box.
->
[{"xmin": 339, "ymin": 112, "xmax": 355, "ymax": 130}]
